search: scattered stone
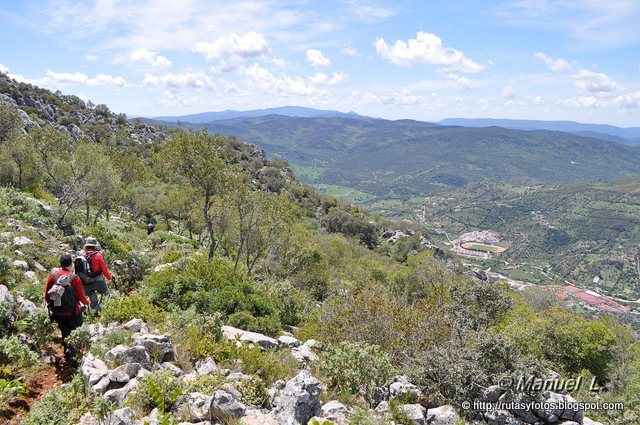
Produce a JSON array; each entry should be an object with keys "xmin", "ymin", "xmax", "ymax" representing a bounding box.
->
[
  {"xmin": 13, "ymin": 236, "xmax": 33, "ymax": 247},
  {"xmin": 104, "ymin": 378, "xmax": 138, "ymax": 406},
  {"xmin": 33, "ymin": 261, "xmax": 46, "ymax": 271},
  {"xmin": 388, "ymin": 375, "xmax": 422, "ymax": 400},
  {"xmin": 220, "ymin": 383, "xmax": 242, "ymax": 401},
  {"xmin": 122, "ymin": 318, "xmax": 149, "ymax": 334},
  {"xmin": 370, "ymin": 386, "xmax": 390, "ymax": 405},
  {"xmin": 583, "ymin": 417, "xmax": 604, "ymax": 425},
  {"xmin": 93, "ymin": 375, "xmax": 111, "ymax": 395},
  {"xmin": 321, "ymin": 400, "xmax": 350, "ymax": 422},
  {"xmin": 104, "ymin": 345, "xmax": 151, "ymax": 369},
  {"xmin": 12, "ymin": 260, "xmax": 29, "ymax": 271},
  {"xmin": 425, "ymin": 405, "xmax": 459, "ymax": 425},
  {"xmin": 15, "ymin": 296, "xmax": 38, "ymax": 317},
  {"xmin": 278, "ymin": 335, "xmax": 302, "ymax": 348},
  {"xmin": 375, "ymin": 401, "xmax": 390, "ymax": 414},
  {"xmin": 133, "ymin": 334, "xmax": 174, "ymax": 362},
  {"xmin": 241, "ymin": 407, "xmax": 278, "ymax": 425},
  {"xmin": 291, "ymin": 341, "xmax": 318, "ymax": 364},
  {"xmin": 171, "ymin": 392, "xmax": 212, "ymax": 422},
  {"xmin": 272, "ymin": 370, "xmax": 321, "ymax": 424},
  {"xmin": 24, "ymin": 271, "xmax": 38, "ymax": 282},
  {"xmin": 0, "ymin": 285, "xmax": 15, "ymax": 328},
  {"xmin": 221, "ymin": 325, "xmax": 278, "ymax": 350},
  {"xmin": 195, "ymin": 357, "xmax": 217, "ymax": 375},
  {"xmin": 108, "ymin": 407, "xmax": 134, "ymax": 425},
  {"xmin": 109, "ymin": 363, "xmax": 142, "ymax": 383},
  {"xmin": 478, "ymin": 385, "xmax": 503, "ymax": 403},
  {"xmin": 398, "ymin": 404, "xmax": 426, "ymax": 425},
  {"xmin": 161, "ymin": 362, "xmax": 184, "ymax": 376},
  {"xmin": 210, "ymin": 389, "xmax": 247, "ymax": 418}
]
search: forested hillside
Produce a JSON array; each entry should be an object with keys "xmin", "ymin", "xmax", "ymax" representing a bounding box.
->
[{"xmin": 0, "ymin": 73, "xmax": 639, "ymax": 424}]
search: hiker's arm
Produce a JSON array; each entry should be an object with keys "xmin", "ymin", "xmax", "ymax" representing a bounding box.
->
[
  {"xmin": 44, "ymin": 274, "xmax": 53, "ymax": 304},
  {"xmin": 97, "ymin": 255, "xmax": 112, "ymax": 280},
  {"xmin": 72, "ymin": 276, "xmax": 90, "ymax": 305}
]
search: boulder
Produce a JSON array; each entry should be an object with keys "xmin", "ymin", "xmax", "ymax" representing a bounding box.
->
[
  {"xmin": 104, "ymin": 345, "xmax": 151, "ymax": 369},
  {"xmin": 210, "ymin": 389, "xmax": 247, "ymax": 419},
  {"xmin": 484, "ymin": 409, "xmax": 521, "ymax": 425},
  {"xmin": 425, "ymin": 405, "xmax": 459, "ymax": 425},
  {"xmin": 109, "ymin": 363, "xmax": 142, "ymax": 383},
  {"xmin": 478, "ymin": 385, "xmax": 503, "ymax": 403},
  {"xmin": 13, "ymin": 236, "xmax": 33, "ymax": 247},
  {"xmin": 241, "ymin": 407, "xmax": 279, "ymax": 425},
  {"xmin": 104, "ymin": 378, "xmax": 138, "ymax": 406},
  {"xmin": 375, "ymin": 401, "xmax": 390, "ymax": 414},
  {"xmin": 221, "ymin": 325, "xmax": 278, "ymax": 350},
  {"xmin": 583, "ymin": 418, "xmax": 604, "ymax": 425},
  {"xmin": 108, "ymin": 407, "xmax": 134, "ymax": 425},
  {"xmin": 388, "ymin": 376, "xmax": 422, "ymax": 400},
  {"xmin": 12, "ymin": 260, "xmax": 29, "ymax": 271},
  {"xmin": 320, "ymin": 400, "xmax": 350, "ymax": 423},
  {"xmin": 398, "ymin": 404, "xmax": 426, "ymax": 425},
  {"xmin": 272, "ymin": 370, "xmax": 322, "ymax": 424},
  {"xmin": 161, "ymin": 362, "xmax": 184, "ymax": 376},
  {"xmin": 133, "ymin": 333, "xmax": 174, "ymax": 362},
  {"xmin": 93, "ymin": 375, "xmax": 111, "ymax": 395},
  {"xmin": 370, "ymin": 386, "xmax": 390, "ymax": 405},
  {"xmin": 278, "ymin": 335, "xmax": 302, "ymax": 348},
  {"xmin": 123, "ymin": 318, "xmax": 150, "ymax": 334},
  {"xmin": 0, "ymin": 285, "xmax": 15, "ymax": 329},
  {"xmin": 195, "ymin": 357, "xmax": 217, "ymax": 375},
  {"xmin": 15, "ymin": 296, "xmax": 38, "ymax": 317},
  {"xmin": 24, "ymin": 271, "xmax": 38, "ymax": 282},
  {"xmin": 171, "ymin": 392, "xmax": 212, "ymax": 422},
  {"xmin": 534, "ymin": 391, "xmax": 584, "ymax": 424},
  {"xmin": 291, "ymin": 342, "xmax": 318, "ymax": 364},
  {"xmin": 220, "ymin": 383, "xmax": 242, "ymax": 401}
]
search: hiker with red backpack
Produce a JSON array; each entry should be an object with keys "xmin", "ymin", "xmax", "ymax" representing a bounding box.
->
[
  {"xmin": 75, "ymin": 236, "xmax": 114, "ymax": 313},
  {"xmin": 45, "ymin": 254, "xmax": 90, "ymax": 358}
]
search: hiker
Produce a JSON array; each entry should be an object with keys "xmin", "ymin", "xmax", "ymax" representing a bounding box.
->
[
  {"xmin": 45, "ymin": 254, "xmax": 90, "ymax": 358},
  {"xmin": 146, "ymin": 222, "xmax": 155, "ymax": 235},
  {"xmin": 76, "ymin": 236, "xmax": 113, "ymax": 313}
]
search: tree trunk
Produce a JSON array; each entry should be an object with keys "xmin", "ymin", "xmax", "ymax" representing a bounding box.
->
[{"xmin": 85, "ymin": 201, "xmax": 90, "ymax": 224}]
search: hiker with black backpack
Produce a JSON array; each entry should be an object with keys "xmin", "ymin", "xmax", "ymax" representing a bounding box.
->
[
  {"xmin": 75, "ymin": 236, "xmax": 113, "ymax": 314},
  {"xmin": 45, "ymin": 254, "xmax": 90, "ymax": 359}
]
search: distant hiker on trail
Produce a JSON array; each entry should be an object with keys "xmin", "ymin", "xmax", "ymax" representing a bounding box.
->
[
  {"xmin": 146, "ymin": 223, "xmax": 155, "ymax": 235},
  {"xmin": 75, "ymin": 236, "xmax": 113, "ymax": 313},
  {"xmin": 45, "ymin": 254, "xmax": 90, "ymax": 359}
]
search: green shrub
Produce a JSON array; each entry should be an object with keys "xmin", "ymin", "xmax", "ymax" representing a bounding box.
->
[
  {"xmin": 230, "ymin": 344, "xmax": 298, "ymax": 385},
  {"xmin": 186, "ymin": 373, "xmax": 225, "ymax": 394},
  {"xmin": 15, "ymin": 309, "xmax": 56, "ymax": 352},
  {"xmin": 125, "ymin": 371, "xmax": 184, "ymax": 416},
  {"xmin": 66, "ymin": 326, "xmax": 92, "ymax": 354},
  {"xmin": 101, "ymin": 293, "xmax": 165, "ymax": 325},
  {"xmin": 0, "ymin": 335, "xmax": 38, "ymax": 371},
  {"xmin": 347, "ymin": 407, "xmax": 377, "ymax": 425},
  {"xmin": 22, "ymin": 373, "xmax": 87, "ymax": 424},
  {"xmin": 227, "ymin": 311, "xmax": 281, "ymax": 337},
  {"xmin": 89, "ymin": 328, "xmax": 133, "ymax": 358},
  {"xmin": 319, "ymin": 341, "xmax": 394, "ymax": 395},
  {"xmin": 236, "ymin": 375, "xmax": 268, "ymax": 406}
]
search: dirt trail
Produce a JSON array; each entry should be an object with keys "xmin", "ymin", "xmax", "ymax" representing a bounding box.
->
[{"xmin": 0, "ymin": 341, "xmax": 78, "ymax": 424}]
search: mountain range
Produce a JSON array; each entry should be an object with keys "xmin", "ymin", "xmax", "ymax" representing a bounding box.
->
[
  {"xmin": 145, "ymin": 113, "xmax": 640, "ymax": 202},
  {"xmin": 152, "ymin": 106, "xmax": 361, "ymax": 124}
]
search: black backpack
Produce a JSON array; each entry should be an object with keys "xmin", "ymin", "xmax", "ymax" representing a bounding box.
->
[
  {"xmin": 74, "ymin": 251, "xmax": 101, "ymax": 283},
  {"xmin": 48, "ymin": 271, "xmax": 78, "ymax": 314}
]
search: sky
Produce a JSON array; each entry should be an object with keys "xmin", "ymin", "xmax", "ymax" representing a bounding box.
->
[{"xmin": 1, "ymin": 0, "xmax": 639, "ymax": 126}]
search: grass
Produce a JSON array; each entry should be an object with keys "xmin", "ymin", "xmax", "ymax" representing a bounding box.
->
[
  {"xmin": 317, "ymin": 184, "xmax": 375, "ymax": 203},
  {"xmin": 462, "ymin": 243, "xmax": 500, "ymax": 253}
]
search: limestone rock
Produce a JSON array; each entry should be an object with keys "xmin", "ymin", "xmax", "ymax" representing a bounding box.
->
[
  {"xmin": 388, "ymin": 375, "xmax": 422, "ymax": 399},
  {"xmin": 13, "ymin": 236, "xmax": 33, "ymax": 247},
  {"xmin": 272, "ymin": 370, "xmax": 322, "ymax": 425},
  {"xmin": 171, "ymin": 392, "xmax": 212, "ymax": 422},
  {"xmin": 133, "ymin": 333, "xmax": 174, "ymax": 362},
  {"xmin": 425, "ymin": 405, "xmax": 459, "ymax": 425},
  {"xmin": 221, "ymin": 325, "xmax": 278, "ymax": 350},
  {"xmin": 398, "ymin": 404, "xmax": 426, "ymax": 425},
  {"xmin": 321, "ymin": 400, "xmax": 350, "ymax": 423},
  {"xmin": 109, "ymin": 363, "xmax": 142, "ymax": 383},
  {"xmin": 104, "ymin": 345, "xmax": 151, "ymax": 369},
  {"xmin": 210, "ymin": 389, "xmax": 247, "ymax": 419},
  {"xmin": 195, "ymin": 357, "xmax": 217, "ymax": 375},
  {"xmin": 278, "ymin": 335, "xmax": 302, "ymax": 348},
  {"xmin": 12, "ymin": 260, "xmax": 29, "ymax": 271}
]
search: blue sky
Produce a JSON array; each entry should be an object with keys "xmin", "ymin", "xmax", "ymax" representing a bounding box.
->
[{"xmin": 1, "ymin": 0, "xmax": 639, "ymax": 125}]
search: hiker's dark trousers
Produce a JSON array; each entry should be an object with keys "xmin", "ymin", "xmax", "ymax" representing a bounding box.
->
[
  {"xmin": 53, "ymin": 311, "xmax": 83, "ymax": 340},
  {"xmin": 83, "ymin": 279, "xmax": 109, "ymax": 312}
]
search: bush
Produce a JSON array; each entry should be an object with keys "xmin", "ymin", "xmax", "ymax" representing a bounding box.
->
[
  {"xmin": 236, "ymin": 375, "xmax": 268, "ymax": 406},
  {"xmin": 227, "ymin": 311, "xmax": 281, "ymax": 337},
  {"xmin": 0, "ymin": 336, "xmax": 38, "ymax": 371},
  {"xmin": 66, "ymin": 326, "xmax": 92, "ymax": 353},
  {"xmin": 15, "ymin": 309, "xmax": 56, "ymax": 352},
  {"xmin": 101, "ymin": 293, "xmax": 165, "ymax": 325},
  {"xmin": 89, "ymin": 328, "xmax": 134, "ymax": 358},
  {"xmin": 319, "ymin": 341, "xmax": 394, "ymax": 395},
  {"xmin": 125, "ymin": 371, "xmax": 184, "ymax": 416},
  {"xmin": 186, "ymin": 373, "xmax": 225, "ymax": 394},
  {"xmin": 22, "ymin": 373, "xmax": 87, "ymax": 424}
]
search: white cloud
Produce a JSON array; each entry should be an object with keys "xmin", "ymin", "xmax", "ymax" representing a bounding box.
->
[
  {"xmin": 501, "ymin": 86, "xmax": 516, "ymax": 99},
  {"xmin": 441, "ymin": 72, "xmax": 473, "ymax": 90},
  {"xmin": 130, "ymin": 48, "xmax": 172, "ymax": 67},
  {"xmin": 340, "ymin": 46, "xmax": 361, "ymax": 57},
  {"xmin": 533, "ymin": 95, "xmax": 544, "ymax": 105},
  {"xmin": 31, "ymin": 70, "xmax": 127, "ymax": 88},
  {"xmin": 573, "ymin": 69, "xmax": 621, "ymax": 95},
  {"xmin": 349, "ymin": 89, "xmax": 422, "ymax": 106},
  {"xmin": 270, "ymin": 58, "xmax": 289, "ymax": 69},
  {"xmin": 559, "ymin": 96, "xmax": 607, "ymax": 108},
  {"xmin": 374, "ymin": 31, "xmax": 483, "ymax": 73},
  {"xmin": 614, "ymin": 91, "xmax": 640, "ymax": 109},
  {"xmin": 86, "ymin": 54, "xmax": 98, "ymax": 62},
  {"xmin": 241, "ymin": 64, "xmax": 322, "ymax": 97},
  {"xmin": 0, "ymin": 64, "xmax": 9, "ymax": 74},
  {"xmin": 478, "ymin": 98, "xmax": 488, "ymax": 110},
  {"xmin": 143, "ymin": 70, "xmax": 213, "ymax": 89},
  {"xmin": 306, "ymin": 49, "xmax": 331, "ymax": 69},
  {"xmin": 193, "ymin": 32, "xmax": 270, "ymax": 60},
  {"xmin": 309, "ymin": 72, "xmax": 349, "ymax": 85},
  {"xmin": 534, "ymin": 52, "xmax": 572, "ymax": 72}
]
